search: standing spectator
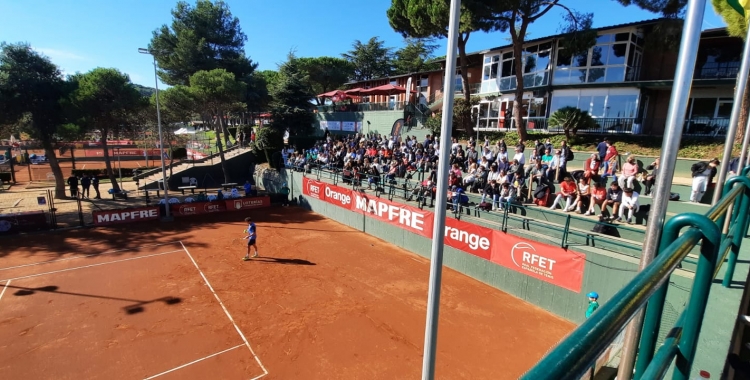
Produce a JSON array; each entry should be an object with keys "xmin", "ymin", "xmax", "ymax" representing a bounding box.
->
[
  {"xmin": 602, "ymin": 140, "xmax": 619, "ymax": 178},
  {"xmin": 244, "ymin": 180, "xmax": 253, "ymax": 197},
  {"xmin": 690, "ymin": 158, "xmax": 720, "ymax": 203},
  {"xmin": 92, "ymin": 176, "xmax": 101, "ymax": 199},
  {"xmin": 80, "ymin": 174, "xmax": 91, "ymax": 199},
  {"xmin": 618, "ymin": 187, "xmax": 640, "ymax": 224},
  {"xmin": 596, "ymin": 138, "xmax": 608, "ymax": 161},
  {"xmin": 67, "ymin": 174, "xmax": 79, "ymax": 198}
]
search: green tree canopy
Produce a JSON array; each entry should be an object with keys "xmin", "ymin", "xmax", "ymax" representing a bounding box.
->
[
  {"xmin": 393, "ymin": 38, "xmax": 441, "ymax": 75},
  {"xmin": 296, "ymin": 56, "xmax": 354, "ymax": 101},
  {"xmin": 268, "ymin": 54, "xmax": 316, "ymax": 153},
  {"xmin": 0, "ymin": 42, "xmax": 70, "ymax": 197},
  {"xmin": 387, "ymin": 0, "xmax": 508, "ymax": 134},
  {"xmin": 342, "ymin": 37, "xmax": 394, "ymax": 81},
  {"xmin": 71, "ymin": 68, "xmax": 145, "ymax": 191},
  {"xmin": 149, "ymin": 0, "xmax": 257, "ymax": 85}
]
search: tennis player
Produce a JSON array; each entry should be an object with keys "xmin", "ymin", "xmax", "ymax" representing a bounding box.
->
[{"xmin": 243, "ymin": 217, "xmax": 259, "ymax": 261}]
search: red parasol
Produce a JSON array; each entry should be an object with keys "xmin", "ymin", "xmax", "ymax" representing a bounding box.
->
[{"xmin": 360, "ymin": 84, "xmax": 417, "ymax": 96}]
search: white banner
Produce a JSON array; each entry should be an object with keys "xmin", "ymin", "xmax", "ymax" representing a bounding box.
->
[
  {"xmin": 319, "ymin": 120, "xmax": 328, "ymax": 130},
  {"xmin": 328, "ymin": 121, "xmax": 341, "ymax": 131},
  {"xmin": 342, "ymin": 121, "xmax": 356, "ymax": 132},
  {"xmin": 356, "ymin": 122, "xmax": 363, "ymax": 132}
]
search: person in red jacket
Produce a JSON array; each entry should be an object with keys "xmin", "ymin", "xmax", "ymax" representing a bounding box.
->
[
  {"xmin": 583, "ymin": 153, "xmax": 602, "ymax": 183},
  {"xmin": 602, "ymin": 140, "xmax": 619, "ymax": 179}
]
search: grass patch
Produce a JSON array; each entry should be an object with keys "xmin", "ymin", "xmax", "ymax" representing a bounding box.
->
[{"xmin": 472, "ymin": 132, "xmax": 733, "ymax": 160}]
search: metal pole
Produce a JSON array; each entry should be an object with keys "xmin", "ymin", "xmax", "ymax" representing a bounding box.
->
[
  {"xmin": 741, "ymin": 111, "xmax": 750, "ymax": 168},
  {"xmin": 713, "ymin": 30, "xmax": 750, "ymax": 204},
  {"xmin": 617, "ymin": 0, "xmax": 706, "ymax": 378},
  {"xmin": 421, "ymin": 0, "xmax": 460, "ymax": 379},
  {"xmin": 153, "ymin": 55, "xmax": 171, "ymax": 219}
]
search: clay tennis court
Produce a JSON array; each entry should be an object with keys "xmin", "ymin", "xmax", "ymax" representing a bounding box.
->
[{"xmin": 0, "ymin": 207, "xmax": 574, "ymax": 379}]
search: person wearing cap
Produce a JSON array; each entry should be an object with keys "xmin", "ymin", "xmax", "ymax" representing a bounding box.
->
[
  {"xmin": 690, "ymin": 158, "xmax": 720, "ymax": 203},
  {"xmin": 586, "ymin": 292, "xmax": 600, "ymax": 319},
  {"xmin": 618, "ymin": 187, "xmax": 640, "ymax": 224}
]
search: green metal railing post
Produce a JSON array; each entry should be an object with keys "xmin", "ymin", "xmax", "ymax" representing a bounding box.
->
[
  {"xmin": 502, "ymin": 203, "xmax": 509, "ymax": 232},
  {"xmin": 562, "ymin": 214, "xmax": 571, "ymax": 248},
  {"xmin": 722, "ymin": 176, "xmax": 750, "ymax": 286},
  {"xmin": 673, "ymin": 216, "xmax": 720, "ymax": 380},
  {"xmin": 634, "ymin": 214, "xmax": 719, "ymax": 378}
]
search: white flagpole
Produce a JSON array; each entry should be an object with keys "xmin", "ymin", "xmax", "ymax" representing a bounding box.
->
[{"xmin": 421, "ymin": 0, "xmax": 461, "ymax": 378}]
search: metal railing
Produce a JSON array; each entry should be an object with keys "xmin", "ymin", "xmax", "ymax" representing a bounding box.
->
[
  {"xmin": 315, "ymin": 101, "xmax": 408, "ymax": 113},
  {"xmin": 522, "ymin": 167, "xmax": 750, "ymax": 380},
  {"xmin": 695, "ymin": 61, "xmax": 740, "ymax": 80},
  {"xmin": 288, "ymin": 163, "xmax": 647, "ymax": 258},
  {"xmin": 475, "ymin": 117, "xmax": 639, "ymax": 134}
]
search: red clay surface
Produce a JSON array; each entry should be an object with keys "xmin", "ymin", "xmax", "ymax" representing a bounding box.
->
[{"xmin": 0, "ymin": 207, "xmax": 574, "ymax": 379}]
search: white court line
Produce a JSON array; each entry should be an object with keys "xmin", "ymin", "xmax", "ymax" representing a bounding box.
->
[
  {"xmin": 0, "ymin": 280, "xmax": 10, "ymax": 303},
  {"xmin": 0, "ymin": 241, "xmax": 184, "ymax": 272},
  {"xmin": 180, "ymin": 242, "xmax": 269, "ymax": 378},
  {"xmin": 0, "ymin": 250, "xmax": 184, "ymax": 282},
  {"xmin": 143, "ymin": 344, "xmax": 244, "ymax": 379}
]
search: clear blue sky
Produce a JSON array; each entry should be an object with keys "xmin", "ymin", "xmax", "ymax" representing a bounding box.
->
[{"xmin": 0, "ymin": 0, "xmax": 728, "ymax": 88}]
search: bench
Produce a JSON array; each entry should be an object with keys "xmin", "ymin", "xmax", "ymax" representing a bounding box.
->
[
  {"xmin": 178, "ymin": 185, "xmax": 197, "ymax": 195},
  {"xmin": 221, "ymin": 183, "xmax": 238, "ymax": 190}
]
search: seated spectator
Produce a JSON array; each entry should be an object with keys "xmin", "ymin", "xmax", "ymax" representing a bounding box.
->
[
  {"xmin": 498, "ymin": 182, "xmax": 513, "ymax": 209},
  {"xmin": 481, "ymin": 180, "xmax": 500, "ymax": 210},
  {"xmin": 585, "ymin": 181, "xmax": 607, "ymax": 216},
  {"xmin": 618, "ymin": 155, "xmax": 639, "ymax": 189},
  {"xmin": 604, "ymin": 182, "xmax": 623, "ymax": 220},
  {"xmin": 550, "ymin": 176, "xmax": 577, "ymax": 211},
  {"xmin": 618, "ymin": 187, "xmax": 640, "ymax": 224},
  {"xmin": 643, "ymin": 158, "xmax": 659, "ymax": 196},
  {"xmin": 583, "ymin": 153, "xmax": 601, "ymax": 183},
  {"xmin": 573, "ymin": 177, "xmax": 590, "ymax": 214}
]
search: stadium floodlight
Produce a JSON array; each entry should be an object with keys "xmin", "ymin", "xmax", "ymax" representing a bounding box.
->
[{"xmin": 138, "ymin": 48, "xmax": 171, "ymax": 220}]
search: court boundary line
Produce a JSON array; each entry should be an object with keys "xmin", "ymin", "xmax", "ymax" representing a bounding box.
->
[
  {"xmin": 180, "ymin": 241, "xmax": 269, "ymax": 379},
  {"xmin": 0, "ymin": 249, "xmax": 185, "ymax": 282},
  {"xmin": 143, "ymin": 343, "xmax": 244, "ymax": 379},
  {"xmin": 0, "ymin": 280, "xmax": 9, "ymax": 303},
  {"xmin": 0, "ymin": 241, "xmax": 184, "ymax": 272}
]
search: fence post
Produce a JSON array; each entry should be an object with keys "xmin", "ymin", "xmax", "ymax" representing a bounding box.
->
[
  {"xmin": 719, "ymin": 175, "xmax": 750, "ymax": 287},
  {"xmin": 76, "ymin": 190, "xmax": 84, "ymax": 227},
  {"xmin": 562, "ymin": 214, "xmax": 571, "ymax": 248}
]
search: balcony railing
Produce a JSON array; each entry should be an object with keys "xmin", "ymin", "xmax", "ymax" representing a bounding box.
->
[
  {"xmin": 475, "ymin": 116, "xmax": 730, "ymax": 136},
  {"xmin": 695, "ymin": 61, "xmax": 740, "ymax": 80},
  {"xmin": 316, "ymin": 101, "xmax": 407, "ymax": 113}
]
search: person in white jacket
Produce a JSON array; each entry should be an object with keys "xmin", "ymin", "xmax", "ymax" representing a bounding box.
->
[{"xmin": 618, "ymin": 187, "xmax": 640, "ymax": 224}]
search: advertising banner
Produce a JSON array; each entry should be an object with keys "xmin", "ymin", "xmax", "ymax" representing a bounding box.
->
[
  {"xmin": 443, "ymin": 217, "xmax": 493, "ymax": 261},
  {"xmin": 226, "ymin": 196, "xmax": 271, "ymax": 211},
  {"xmin": 93, "ymin": 206, "xmax": 160, "ymax": 226},
  {"xmin": 0, "ymin": 211, "xmax": 48, "ymax": 234},
  {"xmin": 349, "ymin": 191, "xmax": 434, "ymax": 238},
  {"xmin": 490, "ymin": 231, "xmax": 585, "ymax": 293},
  {"xmin": 356, "ymin": 122, "xmax": 363, "ymax": 132},
  {"xmin": 83, "ymin": 148, "xmax": 164, "ymax": 158},
  {"xmin": 319, "ymin": 120, "xmax": 328, "ymax": 131},
  {"xmin": 170, "ymin": 201, "xmax": 227, "ymax": 217},
  {"xmin": 322, "ymin": 183, "xmax": 353, "ymax": 209},
  {"xmin": 327, "ymin": 121, "xmax": 341, "ymax": 131},
  {"xmin": 302, "ymin": 177, "xmax": 325, "ymax": 200},
  {"xmin": 342, "ymin": 121, "xmax": 356, "ymax": 132}
]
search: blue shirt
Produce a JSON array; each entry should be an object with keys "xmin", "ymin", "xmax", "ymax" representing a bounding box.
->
[
  {"xmin": 246, "ymin": 223, "xmax": 256, "ymax": 238},
  {"xmin": 597, "ymin": 142, "xmax": 608, "ymax": 158}
]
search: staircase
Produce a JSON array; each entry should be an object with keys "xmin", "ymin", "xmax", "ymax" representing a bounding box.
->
[{"xmin": 136, "ymin": 145, "xmax": 251, "ymax": 189}]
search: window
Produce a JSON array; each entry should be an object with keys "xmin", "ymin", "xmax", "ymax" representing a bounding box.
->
[
  {"xmin": 480, "ymin": 42, "xmax": 552, "ymax": 93},
  {"xmin": 553, "ymin": 31, "xmax": 643, "ymax": 85},
  {"xmin": 549, "ymin": 90, "xmax": 639, "ymax": 119},
  {"xmin": 419, "ymin": 75, "xmax": 428, "ymax": 88},
  {"xmin": 390, "ymin": 79, "xmax": 398, "ymax": 86}
]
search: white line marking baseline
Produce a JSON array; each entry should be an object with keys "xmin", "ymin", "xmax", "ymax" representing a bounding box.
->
[
  {"xmin": 0, "ymin": 280, "xmax": 10, "ymax": 303},
  {"xmin": 0, "ymin": 250, "xmax": 184, "ymax": 282},
  {"xmin": 180, "ymin": 242, "xmax": 269, "ymax": 378},
  {"xmin": 143, "ymin": 344, "xmax": 244, "ymax": 379},
  {"xmin": 0, "ymin": 241, "xmax": 184, "ymax": 272}
]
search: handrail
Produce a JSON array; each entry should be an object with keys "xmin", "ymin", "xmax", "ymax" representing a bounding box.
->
[{"xmin": 522, "ymin": 169, "xmax": 750, "ymax": 380}]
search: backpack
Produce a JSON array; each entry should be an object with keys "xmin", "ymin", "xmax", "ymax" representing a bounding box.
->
[
  {"xmin": 478, "ymin": 202, "xmax": 493, "ymax": 211},
  {"xmin": 670, "ymin": 192, "xmax": 680, "ymax": 201},
  {"xmin": 566, "ymin": 148, "xmax": 574, "ymax": 161},
  {"xmin": 592, "ymin": 216, "xmax": 621, "ymax": 238},
  {"xmin": 534, "ymin": 184, "xmax": 549, "ymax": 200}
]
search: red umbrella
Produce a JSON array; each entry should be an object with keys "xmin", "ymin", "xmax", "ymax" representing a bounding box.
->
[
  {"xmin": 360, "ymin": 84, "xmax": 416, "ymax": 96},
  {"xmin": 317, "ymin": 89, "xmax": 346, "ymax": 98},
  {"xmin": 344, "ymin": 87, "xmax": 366, "ymax": 96}
]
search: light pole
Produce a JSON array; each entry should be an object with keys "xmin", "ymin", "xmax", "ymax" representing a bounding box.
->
[{"xmin": 138, "ymin": 48, "xmax": 171, "ymax": 220}]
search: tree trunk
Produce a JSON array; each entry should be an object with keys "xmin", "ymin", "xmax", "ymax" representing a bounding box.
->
[
  {"xmin": 42, "ymin": 139, "xmax": 66, "ymax": 199},
  {"xmin": 168, "ymin": 138, "xmax": 174, "ymax": 179},
  {"xmin": 100, "ymin": 129, "xmax": 120, "ymax": 192},
  {"xmin": 735, "ymin": 82, "xmax": 750, "ymax": 152},
  {"xmin": 215, "ymin": 117, "xmax": 231, "ymax": 184},
  {"xmin": 511, "ymin": 21, "xmax": 530, "ymax": 142},
  {"xmin": 220, "ymin": 113, "xmax": 232, "ymax": 148},
  {"xmin": 70, "ymin": 147, "xmax": 76, "ymax": 170},
  {"xmin": 457, "ymin": 33, "xmax": 474, "ymax": 135}
]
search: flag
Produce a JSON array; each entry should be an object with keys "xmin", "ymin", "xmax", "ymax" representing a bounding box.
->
[{"xmin": 727, "ymin": 0, "xmax": 750, "ymax": 16}]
